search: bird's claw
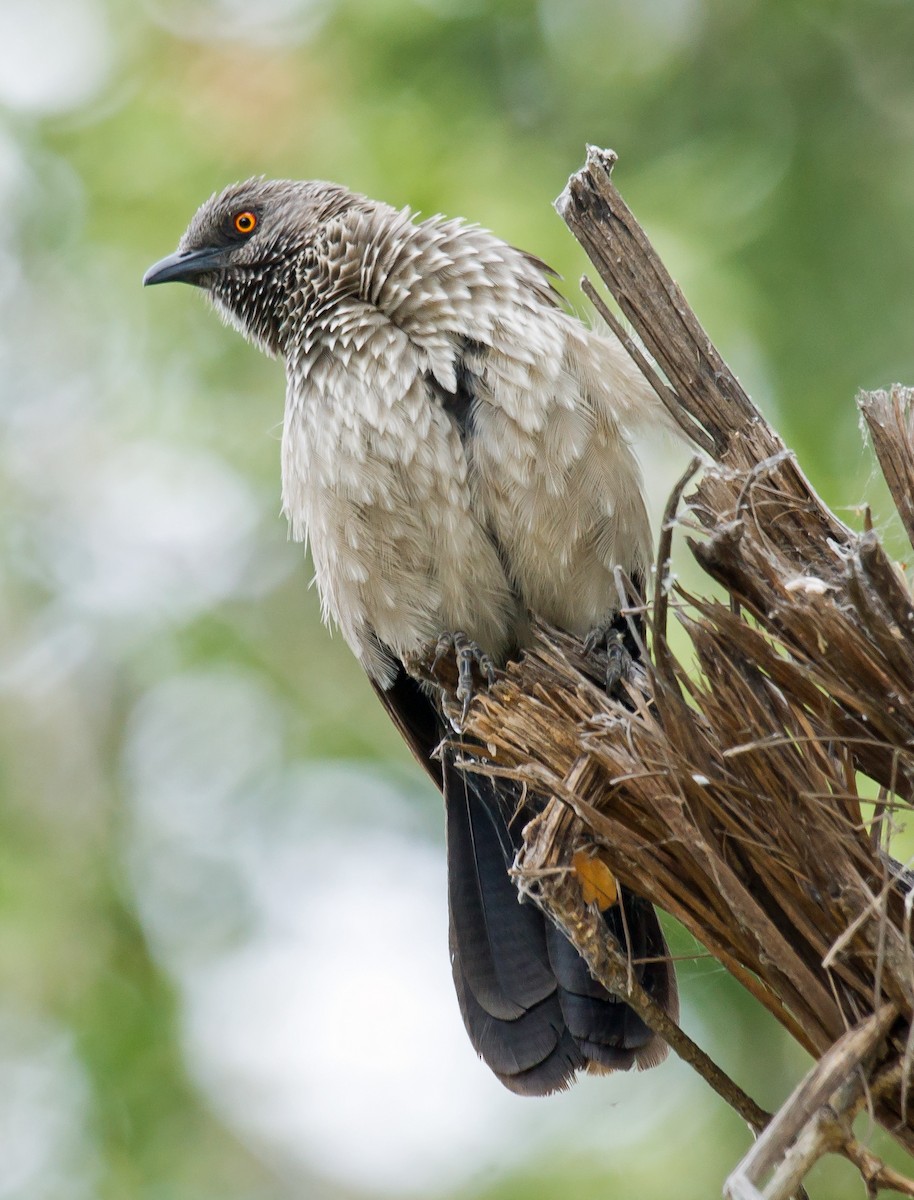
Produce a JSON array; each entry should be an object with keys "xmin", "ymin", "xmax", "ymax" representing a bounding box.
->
[
  {"xmin": 432, "ymin": 631, "xmax": 496, "ymax": 722},
  {"xmin": 584, "ymin": 622, "xmax": 633, "ymax": 695}
]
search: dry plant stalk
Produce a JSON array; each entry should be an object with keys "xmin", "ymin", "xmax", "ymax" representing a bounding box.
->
[{"xmin": 458, "ymin": 147, "xmax": 914, "ymax": 1196}]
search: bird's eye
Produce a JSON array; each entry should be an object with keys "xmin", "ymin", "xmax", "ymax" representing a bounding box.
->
[{"xmin": 233, "ymin": 211, "xmax": 257, "ymax": 235}]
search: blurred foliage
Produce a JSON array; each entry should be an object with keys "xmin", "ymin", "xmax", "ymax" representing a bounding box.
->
[{"xmin": 3, "ymin": 0, "xmax": 914, "ymax": 1197}]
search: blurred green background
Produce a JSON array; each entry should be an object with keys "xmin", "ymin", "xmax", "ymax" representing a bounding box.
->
[{"xmin": 2, "ymin": 1, "xmax": 914, "ymax": 1197}]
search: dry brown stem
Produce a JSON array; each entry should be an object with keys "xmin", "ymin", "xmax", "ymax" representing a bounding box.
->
[
  {"xmin": 725, "ymin": 1004, "xmax": 897, "ymax": 1200},
  {"xmin": 456, "ymin": 147, "xmax": 914, "ymax": 1194},
  {"xmin": 514, "ymin": 790, "xmax": 771, "ymax": 1135},
  {"xmin": 859, "ymin": 386, "xmax": 914, "ymax": 551}
]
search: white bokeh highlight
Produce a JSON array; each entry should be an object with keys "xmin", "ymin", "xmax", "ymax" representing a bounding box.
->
[
  {"xmin": 0, "ymin": 0, "xmax": 111, "ymax": 114},
  {"xmin": 0, "ymin": 1011, "xmax": 99, "ymax": 1200}
]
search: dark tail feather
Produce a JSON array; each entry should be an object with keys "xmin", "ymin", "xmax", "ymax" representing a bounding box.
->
[
  {"xmin": 444, "ymin": 755, "xmax": 677, "ymax": 1093},
  {"xmin": 445, "ymin": 768, "xmax": 555, "ymax": 1017},
  {"xmin": 451, "ymin": 956, "xmax": 585, "ymax": 1095},
  {"xmin": 546, "ymin": 894, "xmax": 677, "ymax": 1072},
  {"xmin": 370, "ymin": 665, "xmax": 678, "ymax": 1094},
  {"xmin": 445, "ymin": 761, "xmax": 585, "ymax": 1094}
]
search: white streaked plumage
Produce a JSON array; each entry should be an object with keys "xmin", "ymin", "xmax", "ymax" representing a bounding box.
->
[{"xmin": 164, "ymin": 179, "xmax": 662, "ymax": 684}]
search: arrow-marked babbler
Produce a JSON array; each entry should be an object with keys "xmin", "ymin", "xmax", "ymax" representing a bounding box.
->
[{"xmin": 145, "ymin": 179, "xmax": 678, "ymax": 1094}]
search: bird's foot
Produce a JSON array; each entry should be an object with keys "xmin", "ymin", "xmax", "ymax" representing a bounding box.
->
[
  {"xmin": 584, "ymin": 621, "xmax": 633, "ymax": 695},
  {"xmin": 414, "ymin": 631, "xmax": 496, "ymax": 722}
]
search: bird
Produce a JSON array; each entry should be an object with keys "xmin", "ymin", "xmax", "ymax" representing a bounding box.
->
[{"xmin": 144, "ymin": 178, "xmax": 679, "ymax": 1095}]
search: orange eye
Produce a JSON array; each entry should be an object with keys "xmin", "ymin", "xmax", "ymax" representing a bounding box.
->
[{"xmin": 233, "ymin": 211, "xmax": 257, "ymax": 235}]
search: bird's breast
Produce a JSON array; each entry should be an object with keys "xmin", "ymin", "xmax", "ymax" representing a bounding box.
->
[{"xmin": 280, "ymin": 310, "xmax": 519, "ymax": 679}]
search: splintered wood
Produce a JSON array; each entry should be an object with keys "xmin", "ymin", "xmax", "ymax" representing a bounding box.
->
[{"xmin": 461, "ymin": 147, "xmax": 914, "ymax": 1196}]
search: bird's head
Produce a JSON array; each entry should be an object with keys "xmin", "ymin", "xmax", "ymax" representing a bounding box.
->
[{"xmin": 143, "ymin": 178, "xmax": 361, "ymax": 356}]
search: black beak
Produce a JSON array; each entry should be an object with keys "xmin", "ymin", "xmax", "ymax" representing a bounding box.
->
[{"xmin": 143, "ymin": 245, "xmax": 231, "ymax": 287}]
